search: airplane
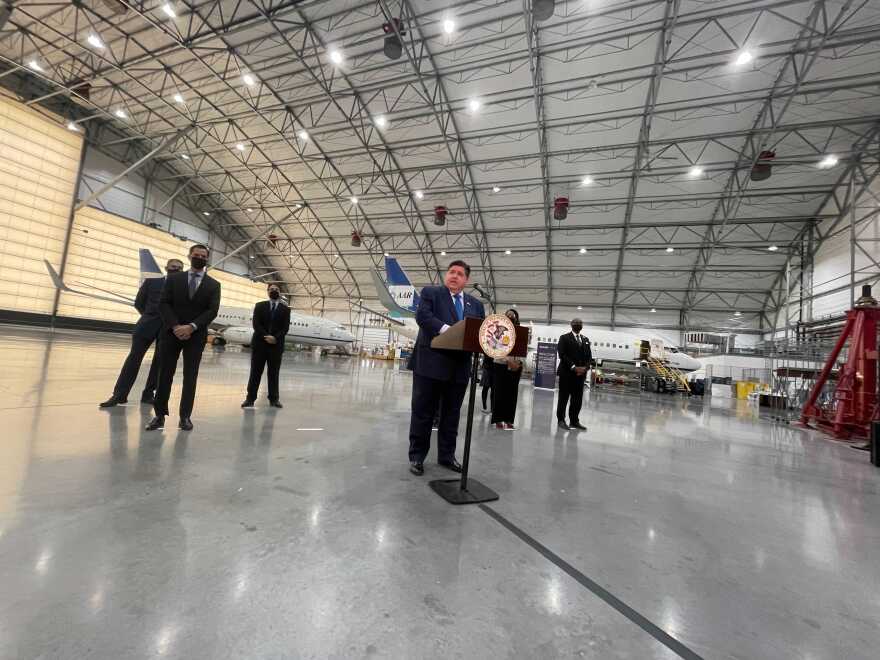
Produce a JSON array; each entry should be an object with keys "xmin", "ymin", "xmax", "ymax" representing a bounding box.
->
[
  {"xmin": 363, "ymin": 256, "xmax": 701, "ymax": 372},
  {"xmin": 45, "ymin": 249, "xmax": 356, "ymax": 351}
]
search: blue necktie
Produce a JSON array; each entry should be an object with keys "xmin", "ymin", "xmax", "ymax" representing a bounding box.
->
[
  {"xmin": 188, "ymin": 273, "xmax": 199, "ymax": 299},
  {"xmin": 454, "ymin": 294, "xmax": 463, "ymax": 321}
]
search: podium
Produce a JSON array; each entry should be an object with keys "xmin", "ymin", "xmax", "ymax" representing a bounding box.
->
[{"xmin": 428, "ymin": 316, "xmax": 528, "ymax": 504}]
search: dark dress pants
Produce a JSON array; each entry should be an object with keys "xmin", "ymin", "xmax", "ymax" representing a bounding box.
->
[
  {"xmin": 113, "ymin": 333, "xmax": 159, "ymax": 399},
  {"xmin": 153, "ymin": 331, "xmax": 207, "ymax": 418},
  {"xmin": 557, "ymin": 373, "xmax": 586, "ymax": 425},
  {"xmin": 491, "ymin": 363, "xmax": 522, "ymax": 425},
  {"xmin": 408, "ymin": 375, "xmax": 468, "ymax": 463},
  {"xmin": 247, "ymin": 343, "xmax": 283, "ymax": 402}
]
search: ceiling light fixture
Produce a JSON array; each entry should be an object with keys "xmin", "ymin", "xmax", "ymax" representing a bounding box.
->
[
  {"xmin": 581, "ymin": 175, "xmax": 593, "ymax": 186},
  {"xmin": 577, "ymin": 306, "xmax": 583, "ymax": 310},
  {"xmin": 350, "ymin": 196, "xmax": 358, "ymax": 205},
  {"xmin": 384, "ymin": 252, "xmax": 389, "ymax": 257},
  {"xmin": 27, "ymin": 60, "xmax": 43, "ymax": 72},
  {"xmin": 236, "ymin": 143, "xmax": 245, "ymax": 151},
  {"xmin": 440, "ymin": 250, "xmax": 446, "ymax": 256},
  {"xmin": 505, "ymin": 249, "xmax": 512, "ymax": 255},
  {"xmin": 161, "ymin": 3, "xmax": 176, "ymax": 19},
  {"xmin": 114, "ymin": 109, "xmax": 127, "ymax": 119},
  {"xmin": 818, "ymin": 154, "xmax": 839, "ymax": 169},
  {"xmin": 689, "ymin": 165, "xmax": 703, "ymax": 177},
  {"xmin": 246, "ymin": 208, "xmax": 253, "ymax": 213},
  {"xmin": 329, "ymin": 49, "xmax": 343, "ymax": 65},
  {"xmin": 735, "ymin": 50, "xmax": 753, "ymax": 66},
  {"xmin": 650, "ymin": 308, "xmax": 656, "ymax": 313},
  {"xmin": 87, "ymin": 34, "xmax": 105, "ymax": 49},
  {"xmin": 414, "ymin": 190, "xmax": 424, "ymax": 200},
  {"xmin": 297, "ymin": 130, "xmax": 309, "ymax": 141},
  {"xmin": 202, "ymin": 211, "xmax": 210, "ymax": 217},
  {"xmin": 579, "ymin": 247, "xmax": 586, "ymax": 254},
  {"xmin": 374, "ymin": 115, "xmax": 388, "ymax": 128},
  {"xmin": 242, "ymin": 73, "xmax": 256, "ymax": 87},
  {"xmin": 468, "ymin": 99, "xmax": 480, "ymax": 112},
  {"xmin": 173, "ymin": 93, "xmax": 184, "ymax": 104},
  {"xmin": 768, "ymin": 245, "xmax": 779, "ymax": 251},
  {"xmin": 734, "ymin": 311, "xmax": 742, "ymax": 317},
  {"xmin": 180, "ymin": 153, "xmax": 189, "ymax": 160},
  {"xmin": 66, "ymin": 122, "xmax": 79, "ymax": 132},
  {"xmin": 666, "ymin": 247, "xmax": 674, "ymax": 253},
  {"xmin": 443, "ymin": 19, "xmax": 455, "ymax": 34},
  {"xmin": 492, "ymin": 186, "xmax": 501, "ymax": 193}
]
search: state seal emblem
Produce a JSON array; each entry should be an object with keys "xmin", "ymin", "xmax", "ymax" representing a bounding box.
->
[{"xmin": 479, "ymin": 314, "xmax": 517, "ymax": 359}]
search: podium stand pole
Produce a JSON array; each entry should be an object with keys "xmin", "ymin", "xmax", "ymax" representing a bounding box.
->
[{"xmin": 429, "ymin": 353, "xmax": 499, "ymax": 505}]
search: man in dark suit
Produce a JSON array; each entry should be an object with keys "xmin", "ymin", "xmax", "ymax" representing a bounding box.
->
[
  {"xmin": 100, "ymin": 258, "xmax": 184, "ymax": 407},
  {"xmin": 556, "ymin": 318, "xmax": 592, "ymax": 431},
  {"xmin": 242, "ymin": 283, "xmax": 291, "ymax": 409},
  {"xmin": 407, "ymin": 260, "xmax": 486, "ymax": 476},
  {"xmin": 146, "ymin": 244, "xmax": 221, "ymax": 431}
]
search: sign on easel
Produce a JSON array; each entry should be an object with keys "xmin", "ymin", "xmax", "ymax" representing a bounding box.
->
[{"xmin": 534, "ymin": 342, "xmax": 557, "ymax": 390}]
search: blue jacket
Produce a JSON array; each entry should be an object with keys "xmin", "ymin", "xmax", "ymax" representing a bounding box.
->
[
  {"xmin": 132, "ymin": 277, "xmax": 165, "ymax": 339},
  {"xmin": 409, "ymin": 285, "xmax": 486, "ymax": 384}
]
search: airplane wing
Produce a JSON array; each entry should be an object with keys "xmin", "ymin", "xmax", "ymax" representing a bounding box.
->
[
  {"xmin": 44, "ymin": 260, "xmax": 136, "ymax": 306},
  {"xmin": 349, "ymin": 299, "xmax": 407, "ymax": 327},
  {"xmin": 370, "ymin": 268, "xmax": 416, "ymax": 318}
]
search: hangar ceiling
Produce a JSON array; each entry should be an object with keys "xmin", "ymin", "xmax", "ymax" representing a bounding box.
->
[{"xmin": 1, "ymin": 0, "xmax": 879, "ymax": 330}]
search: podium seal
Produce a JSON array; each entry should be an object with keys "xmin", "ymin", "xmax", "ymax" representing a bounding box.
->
[{"xmin": 479, "ymin": 314, "xmax": 517, "ymax": 359}]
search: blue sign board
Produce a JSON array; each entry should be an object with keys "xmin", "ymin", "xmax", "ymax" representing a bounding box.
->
[{"xmin": 534, "ymin": 342, "xmax": 557, "ymax": 390}]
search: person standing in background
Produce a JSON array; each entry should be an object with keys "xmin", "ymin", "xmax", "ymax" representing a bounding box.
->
[
  {"xmin": 146, "ymin": 244, "xmax": 221, "ymax": 432},
  {"xmin": 556, "ymin": 318, "xmax": 592, "ymax": 431},
  {"xmin": 491, "ymin": 308, "xmax": 523, "ymax": 430},
  {"xmin": 480, "ymin": 353, "xmax": 494, "ymax": 414},
  {"xmin": 100, "ymin": 258, "xmax": 184, "ymax": 408},
  {"xmin": 242, "ymin": 283, "xmax": 291, "ymax": 409}
]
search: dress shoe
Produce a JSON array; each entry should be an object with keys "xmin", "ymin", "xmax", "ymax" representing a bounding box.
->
[
  {"xmin": 409, "ymin": 462, "xmax": 424, "ymax": 476},
  {"xmin": 241, "ymin": 399, "xmax": 255, "ymax": 408},
  {"xmin": 140, "ymin": 394, "xmax": 155, "ymax": 405},
  {"xmin": 504, "ymin": 423, "xmax": 516, "ymax": 430},
  {"xmin": 571, "ymin": 422, "xmax": 587, "ymax": 430},
  {"xmin": 439, "ymin": 459, "xmax": 463, "ymax": 473},
  {"xmin": 99, "ymin": 396, "xmax": 126, "ymax": 408},
  {"xmin": 557, "ymin": 420, "xmax": 570, "ymax": 430},
  {"xmin": 178, "ymin": 417, "xmax": 194, "ymax": 431},
  {"xmin": 269, "ymin": 400, "xmax": 283, "ymax": 409},
  {"xmin": 495, "ymin": 422, "xmax": 504, "ymax": 429},
  {"xmin": 145, "ymin": 416, "xmax": 165, "ymax": 431}
]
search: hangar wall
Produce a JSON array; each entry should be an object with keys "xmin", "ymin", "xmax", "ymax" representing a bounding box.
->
[{"xmin": 0, "ymin": 94, "xmax": 83, "ymax": 316}]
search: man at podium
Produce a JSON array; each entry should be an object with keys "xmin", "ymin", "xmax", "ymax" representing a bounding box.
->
[{"xmin": 407, "ymin": 260, "xmax": 486, "ymax": 475}]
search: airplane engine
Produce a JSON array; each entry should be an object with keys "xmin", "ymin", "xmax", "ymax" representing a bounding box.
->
[{"xmin": 221, "ymin": 326, "xmax": 252, "ymax": 347}]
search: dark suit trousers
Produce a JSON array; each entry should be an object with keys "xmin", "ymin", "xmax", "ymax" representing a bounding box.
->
[
  {"xmin": 491, "ymin": 363, "xmax": 522, "ymax": 425},
  {"xmin": 409, "ymin": 375, "xmax": 468, "ymax": 463},
  {"xmin": 153, "ymin": 332, "xmax": 207, "ymax": 417},
  {"xmin": 246, "ymin": 343, "xmax": 283, "ymax": 402},
  {"xmin": 113, "ymin": 334, "xmax": 159, "ymax": 399},
  {"xmin": 557, "ymin": 373, "xmax": 586, "ymax": 424}
]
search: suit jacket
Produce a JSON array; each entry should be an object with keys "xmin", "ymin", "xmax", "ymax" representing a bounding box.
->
[
  {"xmin": 132, "ymin": 277, "xmax": 165, "ymax": 339},
  {"xmin": 251, "ymin": 300, "xmax": 291, "ymax": 351},
  {"xmin": 159, "ymin": 269, "xmax": 221, "ymax": 337},
  {"xmin": 409, "ymin": 285, "xmax": 486, "ymax": 384},
  {"xmin": 557, "ymin": 332, "xmax": 592, "ymax": 378}
]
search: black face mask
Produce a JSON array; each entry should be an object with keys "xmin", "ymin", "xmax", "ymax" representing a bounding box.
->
[
  {"xmin": 269, "ymin": 290, "xmax": 280, "ymax": 300},
  {"xmin": 572, "ymin": 325, "xmax": 583, "ymax": 334},
  {"xmin": 190, "ymin": 256, "xmax": 207, "ymax": 270}
]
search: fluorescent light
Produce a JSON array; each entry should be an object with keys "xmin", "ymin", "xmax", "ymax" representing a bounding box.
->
[
  {"xmin": 492, "ymin": 186, "xmax": 501, "ymax": 193},
  {"xmin": 818, "ymin": 155, "xmax": 839, "ymax": 169},
  {"xmin": 443, "ymin": 19, "xmax": 455, "ymax": 34},
  {"xmin": 236, "ymin": 143, "xmax": 245, "ymax": 151},
  {"xmin": 294, "ymin": 203, "xmax": 303, "ymax": 209},
  {"xmin": 180, "ymin": 153, "xmax": 189, "ymax": 160},
  {"xmin": 666, "ymin": 247, "xmax": 674, "ymax": 253},
  {"xmin": 504, "ymin": 249, "xmax": 511, "ymax": 255},
  {"xmin": 114, "ymin": 109, "xmax": 127, "ymax": 119},
  {"xmin": 329, "ymin": 49, "xmax": 343, "ymax": 65},
  {"xmin": 242, "ymin": 73, "xmax": 256, "ymax": 87},
  {"xmin": 689, "ymin": 165, "xmax": 703, "ymax": 177},
  {"xmin": 383, "ymin": 252, "xmax": 389, "ymax": 257},
  {"xmin": 414, "ymin": 190, "xmax": 424, "ymax": 200},
  {"xmin": 735, "ymin": 50, "xmax": 753, "ymax": 66},
  {"xmin": 173, "ymin": 93, "xmax": 184, "ymax": 104},
  {"xmin": 203, "ymin": 211, "xmax": 210, "ymax": 216},
  {"xmin": 577, "ymin": 306, "xmax": 583, "ymax": 310},
  {"xmin": 468, "ymin": 99, "xmax": 480, "ymax": 112},
  {"xmin": 440, "ymin": 250, "xmax": 446, "ymax": 256},
  {"xmin": 297, "ymin": 130, "xmax": 309, "ymax": 141},
  {"xmin": 27, "ymin": 60, "xmax": 43, "ymax": 72},
  {"xmin": 350, "ymin": 196, "xmax": 358, "ymax": 205},
  {"xmin": 734, "ymin": 311, "xmax": 742, "ymax": 317},
  {"xmin": 768, "ymin": 245, "xmax": 778, "ymax": 251},
  {"xmin": 650, "ymin": 308, "xmax": 656, "ymax": 313},
  {"xmin": 246, "ymin": 208, "xmax": 253, "ymax": 213},
  {"xmin": 161, "ymin": 4, "xmax": 176, "ymax": 19},
  {"xmin": 87, "ymin": 34, "xmax": 105, "ymax": 49},
  {"xmin": 579, "ymin": 247, "xmax": 586, "ymax": 254},
  {"xmin": 374, "ymin": 115, "xmax": 388, "ymax": 128},
  {"xmin": 66, "ymin": 122, "xmax": 79, "ymax": 132},
  {"xmin": 581, "ymin": 175, "xmax": 593, "ymax": 186}
]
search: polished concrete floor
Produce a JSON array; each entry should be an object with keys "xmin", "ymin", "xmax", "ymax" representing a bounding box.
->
[{"xmin": 0, "ymin": 326, "xmax": 878, "ymax": 659}]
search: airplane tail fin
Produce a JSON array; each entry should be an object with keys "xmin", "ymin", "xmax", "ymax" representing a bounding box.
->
[
  {"xmin": 139, "ymin": 248, "xmax": 163, "ymax": 280},
  {"xmin": 383, "ymin": 256, "xmax": 420, "ymax": 312}
]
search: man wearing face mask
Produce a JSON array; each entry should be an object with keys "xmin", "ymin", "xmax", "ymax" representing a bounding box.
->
[
  {"xmin": 556, "ymin": 318, "xmax": 592, "ymax": 431},
  {"xmin": 242, "ymin": 283, "xmax": 291, "ymax": 409},
  {"xmin": 146, "ymin": 244, "xmax": 221, "ymax": 431},
  {"xmin": 99, "ymin": 258, "xmax": 184, "ymax": 408}
]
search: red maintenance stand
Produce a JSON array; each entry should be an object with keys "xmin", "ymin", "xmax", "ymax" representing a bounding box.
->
[{"xmin": 801, "ymin": 285, "xmax": 880, "ymax": 441}]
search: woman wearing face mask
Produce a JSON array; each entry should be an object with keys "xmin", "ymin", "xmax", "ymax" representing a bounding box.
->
[{"xmin": 491, "ymin": 308, "xmax": 523, "ymax": 430}]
